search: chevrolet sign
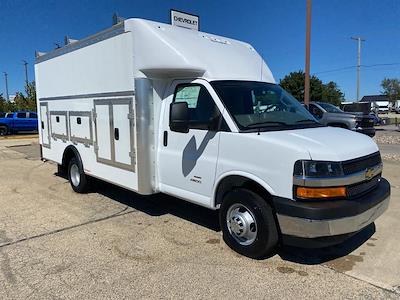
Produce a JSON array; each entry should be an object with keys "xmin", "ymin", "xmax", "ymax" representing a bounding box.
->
[{"xmin": 170, "ymin": 9, "xmax": 199, "ymax": 31}]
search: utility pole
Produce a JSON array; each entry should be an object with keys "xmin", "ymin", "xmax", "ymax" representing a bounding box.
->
[
  {"xmin": 22, "ymin": 60, "xmax": 28, "ymax": 87},
  {"xmin": 3, "ymin": 72, "xmax": 9, "ymax": 101},
  {"xmin": 304, "ymin": 0, "xmax": 312, "ymax": 107},
  {"xmin": 351, "ymin": 37, "xmax": 366, "ymax": 101}
]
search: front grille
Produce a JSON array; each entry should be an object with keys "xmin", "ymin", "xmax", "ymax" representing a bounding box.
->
[
  {"xmin": 342, "ymin": 152, "xmax": 381, "ymax": 175},
  {"xmin": 347, "ymin": 175, "xmax": 380, "ymax": 198},
  {"xmin": 359, "ymin": 117, "xmax": 374, "ymax": 128}
]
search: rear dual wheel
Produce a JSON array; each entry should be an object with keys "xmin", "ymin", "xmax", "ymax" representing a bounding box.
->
[{"xmin": 220, "ymin": 188, "xmax": 279, "ymax": 259}]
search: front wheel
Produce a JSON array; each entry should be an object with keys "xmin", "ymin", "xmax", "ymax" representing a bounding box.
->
[
  {"xmin": 68, "ymin": 157, "xmax": 89, "ymax": 193},
  {"xmin": 219, "ymin": 188, "xmax": 279, "ymax": 259}
]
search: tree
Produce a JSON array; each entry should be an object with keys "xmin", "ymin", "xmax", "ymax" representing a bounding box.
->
[
  {"xmin": 279, "ymin": 71, "xmax": 344, "ymax": 105},
  {"xmin": 0, "ymin": 93, "xmax": 16, "ymax": 112},
  {"xmin": 381, "ymin": 78, "xmax": 400, "ymax": 102},
  {"xmin": 13, "ymin": 81, "xmax": 37, "ymax": 112}
]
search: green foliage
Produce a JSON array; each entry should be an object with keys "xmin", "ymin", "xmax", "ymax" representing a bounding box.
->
[
  {"xmin": 0, "ymin": 81, "xmax": 37, "ymax": 113},
  {"xmin": 279, "ymin": 71, "xmax": 344, "ymax": 106},
  {"xmin": 381, "ymin": 78, "xmax": 400, "ymax": 102}
]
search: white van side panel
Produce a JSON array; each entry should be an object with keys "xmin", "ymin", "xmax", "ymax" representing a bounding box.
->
[
  {"xmin": 36, "ymin": 29, "xmax": 139, "ymax": 193},
  {"xmin": 41, "ymin": 98, "xmax": 139, "ymax": 192},
  {"xmin": 35, "ymin": 32, "xmax": 133, "ymax": 98}
]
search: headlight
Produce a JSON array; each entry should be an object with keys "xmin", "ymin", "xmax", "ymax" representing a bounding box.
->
[
  {"xmin": 293, "ymin": 160, "xmax": 346, "ymax": 200},
  {"xmin": 294, "ymin": 160, "xmax": 344, "ymax": 177}
]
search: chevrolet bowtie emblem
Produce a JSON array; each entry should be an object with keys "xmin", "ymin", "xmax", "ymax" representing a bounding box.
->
[{"xmin": 365, "ymin": 168, "xmax": 375, "ymax": 180}]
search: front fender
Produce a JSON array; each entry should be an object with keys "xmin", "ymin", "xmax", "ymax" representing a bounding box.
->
[{"xmin": 212, "ymin": 171, "xmax": 276, "ymax": 208}]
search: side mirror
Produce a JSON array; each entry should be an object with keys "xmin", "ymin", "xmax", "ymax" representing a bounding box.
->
[{"xmin": 170, "ymin": 102, "xmax": 189, "ymax": 133}]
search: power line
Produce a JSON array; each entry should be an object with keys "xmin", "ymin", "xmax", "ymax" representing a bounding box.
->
[
  {"xmin": 313, "ymin": 66, "xmax": 356, "ymax": 75},
  {"xmin": 313, "ymin": 62, "xmax": 400, "ymax": 75},
  {"xmin": 363, "ymin": 62, "xmax": 400, "ymax": 68}
]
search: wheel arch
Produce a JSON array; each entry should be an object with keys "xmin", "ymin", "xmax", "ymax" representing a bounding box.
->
[
  {"xmin": 62, "ymin": 145, "xmax": 83, "ymax": 170},
  {"xmin": 213, "ymin": 172, "xmax": 275, "ymax": 209}
]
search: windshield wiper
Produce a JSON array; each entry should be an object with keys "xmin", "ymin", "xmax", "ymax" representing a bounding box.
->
[
  {"xmin": 245, "ymin": 121, "xmax": 289, "ymax": 128},
  {"xmin": 295, "ymin": 119, "xmax": 320, "ymax": 124}
]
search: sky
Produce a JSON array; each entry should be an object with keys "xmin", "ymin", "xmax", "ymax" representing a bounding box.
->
[{"xmin": 0, "ymin": 0, "xmax": 399, "ymax": 101}]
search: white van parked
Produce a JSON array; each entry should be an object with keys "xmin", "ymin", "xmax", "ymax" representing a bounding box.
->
[{"xmin": 35, "ymin": 18, "xmax": 390, "ymax": 258}]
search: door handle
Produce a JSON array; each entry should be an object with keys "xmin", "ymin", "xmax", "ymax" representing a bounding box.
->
[
  {"xmin": 114, "ymin": 128, "xmax": 119, "ymax": 140},
  {"xmin": 41, "ymin": 121, "xmax": 44, "ymax": 129},
  {"xmin": 163, "ymin": 131, "xmax": 168, "ymax": 146}
]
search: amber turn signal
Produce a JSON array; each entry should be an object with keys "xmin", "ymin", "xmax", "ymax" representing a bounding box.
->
[{"xmin": 296, "ymin": 186, "xmax": 346, "ymax": 199}]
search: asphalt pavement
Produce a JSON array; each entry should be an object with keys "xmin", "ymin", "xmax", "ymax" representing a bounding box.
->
[{"xmin": 0, "ymin": 136, "xmax": 398, "ymax": 299}]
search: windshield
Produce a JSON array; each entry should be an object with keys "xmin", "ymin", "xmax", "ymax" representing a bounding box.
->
[
  {"xmin": 318, "ymin": 102, "xmax": 343, "ymax": 113},
  {"xmin": 211, "ymin": 81, "xmax": 321, "ymax": 131}
]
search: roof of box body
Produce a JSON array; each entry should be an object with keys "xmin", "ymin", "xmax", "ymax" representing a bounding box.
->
[
  {"xmin": 125, "ymin": 18, "xmax": 275, "ymax": 82},
  {"xmin": 35, "ymin": 18, "xmax": 275, "ymax": 83}
]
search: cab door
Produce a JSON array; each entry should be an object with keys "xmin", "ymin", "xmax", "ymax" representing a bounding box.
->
[{"xmin": 158, "ymin": 79, "xmax": 225, "ymax": 207}]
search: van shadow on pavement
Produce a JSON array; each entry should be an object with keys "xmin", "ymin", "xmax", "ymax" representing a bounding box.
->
[
  {"xmin": 56, "ymin": 171, "xmax": 374, "ymax": 264},
  {"xmin": 56, "ymin": 172, "xmax": 221, "ymax": 232}
]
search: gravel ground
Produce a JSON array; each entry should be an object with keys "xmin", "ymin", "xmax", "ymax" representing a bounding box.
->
[
  {"xmin": 374, "ymin": 127, "xmax": 400, "ymax": 161},
  {"xmin": 374, "ymin": 131, "xmax": 400, "ymax": 145},
  {"xmin": 0, "ymin": 138, "xmax": 399, "ymax": 299}
]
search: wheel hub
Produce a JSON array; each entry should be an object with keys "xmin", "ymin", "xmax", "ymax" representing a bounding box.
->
[
  {"xmin": 70, "ymin": 164, "xmax": 80, "ymax": 187},
  {"xmin": 226, "ymin": 204, "xmax": 257, "ymax": 246}
]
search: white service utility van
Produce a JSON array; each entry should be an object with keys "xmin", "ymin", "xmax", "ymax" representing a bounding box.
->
[{"xmin": 35, "ymin": 18, "xmax": 390, "ymax": 258}]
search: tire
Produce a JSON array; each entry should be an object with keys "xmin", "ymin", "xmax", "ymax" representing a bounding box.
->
[
  {"xmin": 219, "ymin": 188, "xmax": 279, "ymax": 259},
  {"xmin": 0, "ymin": 126, "xmax": 8, "ymax": 136},
  {"xmin": 68, "ymin": 157, "xmax": 89, "ymax": 193}
]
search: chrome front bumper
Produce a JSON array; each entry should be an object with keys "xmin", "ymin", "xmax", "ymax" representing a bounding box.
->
[{"xmin": 277, "ymin": 196, "xmax": 389, "ymax": 238}]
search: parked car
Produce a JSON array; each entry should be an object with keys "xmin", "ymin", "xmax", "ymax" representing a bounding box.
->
[
  {"xmin": 375, "ymin": 101, "xmax": 389, "ymax": 114},
  {"xmin": 369, "ymin": 112, "xmax": 382, "ymax": 126},
  {"xmin": 307, "ymin": 102, "xmax": 375, "ymax": 137},
  {"xmin": 0, "ymin": 111, "xmax": 38, "ymax": 135}
]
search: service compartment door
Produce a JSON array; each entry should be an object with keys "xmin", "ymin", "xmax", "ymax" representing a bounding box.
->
[
  {"xmin": 69, "ymin": 112, "xmax": 93, "ymax": 147},
  {"xmin": 94, "ymin": 98, "xmax": 135, "ymax": 172},
  {"xmin": 50, "ymin": 111, "xmax": 68, "ymax": 142},
  {"xmin": 39, "ymin": 102, "xmax": 50, "ymax": 148},
  {"xmin": 94, "ymin": 101, "xmax": 112, "ymax": 163},
  {"xmin": 113, "ymin": 102, "xmax": 133, "ymax": 166}
]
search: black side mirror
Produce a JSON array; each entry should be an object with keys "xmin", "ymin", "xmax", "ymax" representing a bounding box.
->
[{"xmin": 170, "ymin": 102, "xmax": 189, "ymax": 133}]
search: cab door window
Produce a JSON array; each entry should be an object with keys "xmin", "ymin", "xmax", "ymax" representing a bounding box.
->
[
  {"xmin": 309, "ymin": 104, "xmax": 323, "ymax": 119},
  {"xmin": 173, "ymin": 84, "xmax": 222, "ymax": 131}
]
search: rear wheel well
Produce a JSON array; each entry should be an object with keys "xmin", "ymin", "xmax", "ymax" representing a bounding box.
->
[{"xmin": 61, "ymin": 146, "xmax": 82, "ymax": 174}]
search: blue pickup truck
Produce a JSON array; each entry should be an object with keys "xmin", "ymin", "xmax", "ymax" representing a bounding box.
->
[{"xmin": 0, "ymin": 111, "xmax": 38, "ymax": 135}]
